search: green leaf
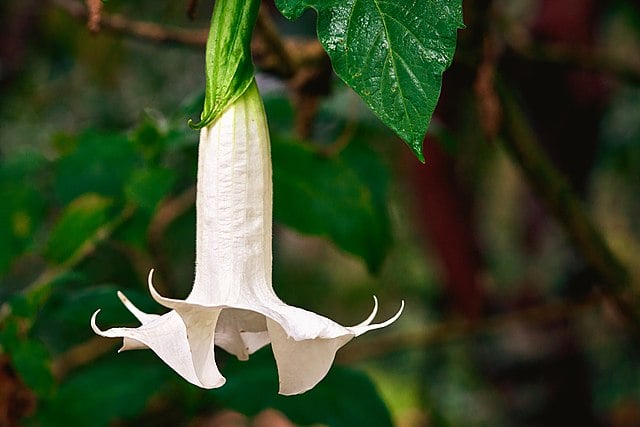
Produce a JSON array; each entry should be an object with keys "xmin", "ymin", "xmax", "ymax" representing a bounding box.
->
[
  {"xmin": 54, "ymin": 131, "xmax": 139, "ymax": 204},
  {"xmin": 7, "ymin": 286, "xmax": 51, "ymax": 320},
  {"xmin": 34, "ymin": 284, "xmax": 155, "ymax": 352},
  {"xmin": 130, "ymin": 116, "xmax": 169, "ymax": 162},
  {"xmin": 36, "ymin": 353, "xmax": 169, "ymax": 427},
  {"xmin": 274, "ymin": 0, "xmax": 464, "ymax": 161},
  {"xmin": 213, "ymin": 348, "xmax": 394, "ymax": 427},
  {"xmin": 272, "ymin": 137, "xmax": 392, "ymax": 273},
  {"xmin": 125, "ymin": 167, "xmax": 176, "ymax": 212},
  {"xmin": 0, "ymin": 152, "xmax": 47, "ymax": 274},
  {"xmin": 44, "ymin": 194, "xmax": 113, "ymax": 265},
  {"xmin": 191, "ymin": 0, "xmax": 260, "ymax": 128}
]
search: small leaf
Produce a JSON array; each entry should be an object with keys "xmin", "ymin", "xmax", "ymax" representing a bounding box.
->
[
  {"xmin": 275, "ymin": 0, "xmax": 464, "ymax": 160},
  {"xmin": 272, "ymin": 137, "xmax": 392, "ymax": 273},
  {"xmin": 44, "ymin": 194, "xmax": 112, "ymax": 265},
  {"xmin": 130, "ymin": 116, "xmax": 168, "ymax": 162},
  {"xmin": 125, "ymin": 167, "xmax": 176, "ymax": 212}
]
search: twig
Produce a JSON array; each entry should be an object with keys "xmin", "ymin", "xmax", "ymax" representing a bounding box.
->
[
  {"xmin": 508, "ymin": 40, "xmax": 640, "ymax": 85},
  {"xmin": 147, "ymin": 185, "xmax": 196, "ymax": 290},
  {"xmin": 186, "ymin": 0, "xmax": 199, "ymax": 21},
  {"xmin": 498, "ymin": 86, "xmax": 640, "ymax": 330},
  {"xmin": 85, "ymin": 0, "xmax": 102, "ymax": 32},
  {"xmin": 474, "ymin": 33, "xmax": 502, "ymax": 139},
  {"xmin": 51, "ymin": 337, "xmax": 118, "ymax": 380},
  {"xmin": 25, "ymin": 205, "xmax": 135, "ymax": 295},
  {"xmin": 253, "ymin": 6, "xmax": 296, "ymax": 78},
  {"xmin": 0, "ymin": 205, "xmax": 135, "ymax": 326},
  {"xmin": 51, "ymin": 0, "xmax": 329, "ymax": 81},
  {"xmin": 338, "ymin": 296, "xmax": 601, "ymax": 364},
  {"xmin": 52, "ymin": 0, "xmax": 208, "ymax": 47},
  {"xmin": 287, "ymin": 42, "xmax": 333, "ymax": 139}
]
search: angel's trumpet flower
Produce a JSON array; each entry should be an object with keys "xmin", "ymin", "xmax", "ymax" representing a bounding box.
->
[{"xmin": 92, "ymin": 81, "xmax": 403, "ymax": 395}]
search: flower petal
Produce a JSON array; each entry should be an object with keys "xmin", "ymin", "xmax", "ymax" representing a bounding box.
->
[
  {"xmin": 267, "ymin": 318, "xmax": 353, "ymax": 395},
  {"xmin": 215, "ymin": 308, "xmax": 269, "ymax": 360},
  {"xmin": 91, "ymin": 307, "xmax": 225, "ymax": 388},
  {"xmin": 265, "ymin": 300, "xmax": 404, "ymax": 395}
]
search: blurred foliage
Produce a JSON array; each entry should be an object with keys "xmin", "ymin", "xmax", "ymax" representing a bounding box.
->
[
  {"xmin": 213, "ymin": 348, "xmax": 394, "ymax": 427},
  {"xmin": 0, "ymin": 79, "xmax": 396, "ymax": 425},
  {"xmin": 1, "ymin": 0, "xmax": 640, "ymax": 426},
  {"xmin": 267, "ymin": 96, "xmax": 392, "ymax": 273}
]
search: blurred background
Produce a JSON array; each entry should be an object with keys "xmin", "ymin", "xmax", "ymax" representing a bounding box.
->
[{"xmin": 1, "ymin": 0, "xmax": 640, "ymax": 426}]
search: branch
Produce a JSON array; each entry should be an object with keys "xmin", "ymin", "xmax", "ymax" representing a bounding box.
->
[
  {"xmin": 147, "ymin": 185, "xmax": 196, "ymax": 293},
  {"xmin": 253, "ymin": 5, "xmax": 296, "ymax": 78},
  {"xmin": 498, "ymin": 86, "xmax": 640, "ymax": 330},
  {"xmin": 85, "ymin": 0, "xmax": 102, "ymax": 32},
  {"xmin": 51, "ymin": 0, "xmax": 328, "ymax": 76},
  {"xmin": 52, "ymin": 0, "xmax": 335, "ymax": 137},
  {"xmin": 51, "ymin": 0, "xmax": 208, "ymax": 47},
  {"xmin": 338, "ymin": 296, "xmax": 600, "ymax": 364},
  {"xmin": 51, "ymin": 337, "xmax": 118, "ymax": 380},
  {"xmin": 508, "ymin": 40, "xmax": 640, "ymax": 85}
]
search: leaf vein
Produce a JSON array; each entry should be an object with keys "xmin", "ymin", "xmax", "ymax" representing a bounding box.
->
[{"xmin": 371, "ymin": 0, "xmax": 410, "ymax": 131}]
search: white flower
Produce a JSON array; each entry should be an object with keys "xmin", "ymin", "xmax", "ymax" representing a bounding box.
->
[{"xmin": 91, "ymin": 81, "xmax": 403, "ymax": 395}]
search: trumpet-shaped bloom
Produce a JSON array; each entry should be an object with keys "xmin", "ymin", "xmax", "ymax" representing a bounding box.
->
[{"xmin": 91, "ymin": 81, "xmax": 403, "ymax": 395}]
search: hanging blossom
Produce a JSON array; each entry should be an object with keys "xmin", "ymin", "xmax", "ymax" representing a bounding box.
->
[{"xmin": 91, "ymin": 81, "xmax": 403, "ymax": 395}]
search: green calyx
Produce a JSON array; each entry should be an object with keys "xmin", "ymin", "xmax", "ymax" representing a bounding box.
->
[{"xmin": 190, "ymin": 0, "xmax": 260, "ymax": 129}]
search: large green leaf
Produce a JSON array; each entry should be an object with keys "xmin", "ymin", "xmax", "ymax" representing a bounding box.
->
[
  {"xmin": 212, "ymin": 348, "xmax": 394, "ymax": 427},
  {"xmin": 272, "ymin": 136, "xmax": 392, "ymax": 273},
  {"xmin": 275, "ymin": 0, "xmax": 464, "ymax": 160}
]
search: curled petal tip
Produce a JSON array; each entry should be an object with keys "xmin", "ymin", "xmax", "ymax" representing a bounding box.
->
[
  {"xmin": 116, "ymin": 290, "xmax": 127, "ymax": 303},
  {"xmin": 147, "ymin": 269, "xmax": 166, "ymax": 303},
  {"xmin": 90, "ymin": 309, "xmax": 104, "ymax": 335},
  {"xmin": 396, "ymin": 300, "xmax": 405, "ymax": 319},
  {"xmin": 374, "ymin": 300, "xmax": 404, "ymax": 329},
  {"xmin": 118, "ymin": 290, "xmax": 158, "ymax": 324},
  {"xmin": 355, "ymin": 295, "xmax": 379, "ymax": 328},
  {"xmin": 209, "ymin": 376, "xmax": 227, "ymax": 389},
  {"xmin": 147, "ymin": 269, "xmax": 183, "ymax": 311},
  {"xmin": 351, "ymin": 300, "xmax": 404, "ymax": 336}
]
